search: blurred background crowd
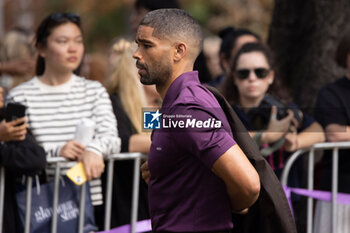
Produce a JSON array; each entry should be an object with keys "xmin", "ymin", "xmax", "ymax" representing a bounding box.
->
[{"xmin": 0, "ymin": 0, "xmax": 349, "ymax": 109}]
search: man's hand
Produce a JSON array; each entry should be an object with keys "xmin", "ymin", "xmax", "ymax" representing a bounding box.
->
[
  {"xmin": 141, "ymin": 160, "xmax": 150, "ymax": 184},
  {"xmin": 59, "ymin": 140, "xmax": 85, "ymax": 160},
  {"xmin": 0, "ymin": 118, "xmax": 27, "ymax": 142},
  {"xmin": 80, "ymin": 151, "xmax": 105, "ymax": 181}
]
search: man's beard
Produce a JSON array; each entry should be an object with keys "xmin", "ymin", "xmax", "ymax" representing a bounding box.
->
[{"xmin": 139, "ymin": 59, "xmax": 172, "ymax": 86}]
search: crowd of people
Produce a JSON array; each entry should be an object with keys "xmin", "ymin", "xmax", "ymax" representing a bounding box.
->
[{"xmin": 0, "ymin": 0, "xmax": 349, "ymax": 233}]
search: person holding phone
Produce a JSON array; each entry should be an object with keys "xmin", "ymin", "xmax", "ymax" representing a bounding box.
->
[
  {"xmin": 0, "ymin": 86, "xmax": 46, "ymax": 233},
  {"xmin": 0, "ymin": 88, "xmax": 27, "ymax": 141},
  {"xmin": 6, "ymin": 13, "xmax": 121, "ymax": 207},
  {"xmin": 0, "ymin": 113, "xmax": 26, "ymax": 141}
]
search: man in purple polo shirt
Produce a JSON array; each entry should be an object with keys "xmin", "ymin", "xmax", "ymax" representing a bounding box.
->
[{"xmin": 134, "ymin": 9, "xmax": 260, "ymax": 232}]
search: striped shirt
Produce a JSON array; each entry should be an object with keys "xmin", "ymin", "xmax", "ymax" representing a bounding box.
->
[{"xmin": 6, "ymin": 74, "xmax": 121, "ymax": 205}]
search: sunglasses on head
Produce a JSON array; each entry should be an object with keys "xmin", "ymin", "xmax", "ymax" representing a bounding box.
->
[
  {"xmin": 49, "ymin": 13, "xmax": 80, "ymax": 23},
  {"xmin": 235, "ymin": 68, "xmax": 270, "ymax": 80}
]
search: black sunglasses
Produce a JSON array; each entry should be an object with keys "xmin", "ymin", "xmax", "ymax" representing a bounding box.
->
[
  {"xmin": 235, "ymin": 68, "xmax": 270, "ymax": 80},
  {"xmin": 49, "ymin": 13, "xmax": 80, "ymax": 23}
]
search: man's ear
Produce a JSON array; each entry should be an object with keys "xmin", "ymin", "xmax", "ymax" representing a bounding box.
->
[{"xmin": 173, "ymin": 43, "xmax": 187, "ymax": 62}]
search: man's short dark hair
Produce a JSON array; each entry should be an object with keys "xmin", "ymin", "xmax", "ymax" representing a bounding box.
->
[
  {"xmin": 135, "ymin": 0, "xmax": 180, "ymax": 11},
  {"xmin": 140, "ymin": 8, "xmax": 203, "ymax": 60},
  {"xmin": 335, "ymin": 29, "xmax": 350, "ymax": 68}
]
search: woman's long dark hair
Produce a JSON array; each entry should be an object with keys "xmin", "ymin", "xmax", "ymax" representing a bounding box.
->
[
  {"xmin": 35, "ymin": 13, "xmax": 82, "ymax": 76},
  {"xmin": 220, "ymin": 42, "xmax": 291, "ymax": 106}
]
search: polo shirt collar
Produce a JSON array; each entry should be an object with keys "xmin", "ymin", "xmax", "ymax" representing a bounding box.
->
[{"xmin": 162, "ymin": 71, "xmax": 199, "ymax": 107}]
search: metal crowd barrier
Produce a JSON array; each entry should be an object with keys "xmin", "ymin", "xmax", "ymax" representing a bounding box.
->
[
  {"xmin": 104, "ymin": 153, "xmax": 148, "ymax": 232},
  {"xmin": 0, "ymin": 152, "xmax": 147, "ymax": 233},
  {"xmin": 281, "ymin": 141, "xmax": 350, "ymax": 233}
]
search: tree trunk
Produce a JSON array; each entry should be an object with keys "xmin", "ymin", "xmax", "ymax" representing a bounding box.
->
[{"xmin": 268, "ymin": 0, "xmax": 350, "ymax": 113}]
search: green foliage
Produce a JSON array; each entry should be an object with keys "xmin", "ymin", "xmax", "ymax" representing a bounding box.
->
[
  {"xmin": 85, "ymin": 7, "xmax": 127, "ymax": 51},
  {"xmin": 31, "ymin": 0, "xmax": 273, "ymax": 51},
  {"xmin": 184, "ymin": 0, "xmax": 211, "ymax": 25}
]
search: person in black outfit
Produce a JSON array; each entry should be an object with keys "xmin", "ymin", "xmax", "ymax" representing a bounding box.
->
[
  {"xmin": 315, "ymin": 30, "xmax": 350, "ymax": 193},
  {"xmin": 313, "ymin": 29, "xmax": 350, "ymax": 233},
  {"xmin": 0, "ymin": 86, "xmax": 46, "ymax": 233}
]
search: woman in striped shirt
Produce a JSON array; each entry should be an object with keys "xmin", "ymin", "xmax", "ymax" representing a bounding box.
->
[{"xmin": 6, "ymin": 13, "xmax": 121, "ymax": 206}]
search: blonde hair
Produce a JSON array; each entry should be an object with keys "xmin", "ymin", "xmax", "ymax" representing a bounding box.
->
[
  {"xmin": 106, "ymin": 39, "xmax": 146, "ymax": 133},
  {"xmin": 0, "ymin": 29, "xmax": 34, "ymax": 60}
]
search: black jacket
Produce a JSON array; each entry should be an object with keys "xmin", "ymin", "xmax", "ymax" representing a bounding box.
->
[
  {"xmin": 207, "ymin": 86, "xmax": 297, "ymax": 233},
  {"xmin": 0, "ymin": 116, "xmax": 46, "ymax": 233}
]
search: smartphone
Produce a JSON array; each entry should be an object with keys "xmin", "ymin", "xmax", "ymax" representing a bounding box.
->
[
  {"xmin": 5, "ymin": 102, "xmax": 26, "ymax": 122},
  {"xmin": 66, "ymin": 162, "xmax": 87, "ymax": 185}
]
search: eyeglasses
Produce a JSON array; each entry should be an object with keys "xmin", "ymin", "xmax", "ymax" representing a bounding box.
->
[
  {"xmin": 49, "ymin": 13, "xmax": 80, "ymax": 23},
  {"xmin": 235, "ymin": 68, "xmax": 270, "ymax": 80}
]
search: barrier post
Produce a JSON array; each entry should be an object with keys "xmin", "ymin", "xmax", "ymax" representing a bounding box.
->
[
  {"xmin": 281, "ymin": 150, "xmax": 304, "ymax": 186},
  {"xmin": 307, "ymin": 148, "xmax": 315, "ymax": 233},
  {"xmin": 331, "ymin": 147, "xmax": 339, "ymax": 233},
  {"xmin": 78, "ymin": 183, "xmax": 86, "ymax": 233},
  {"xmin": 131, "ymin": 157, "xmax": 141, "ymax": 233},
  {"xmin": 104, "ymin": 158, "xmax": 114, "ymax": 230},
  {"xmin": 24, "ymin": 176, "xmax": 33, "ymax": 233},
  {"xmin": 0, "ymin": 167, "xmax": 5, "ymax": 233},
  {"xmin": 51, "ymin": 163, "xmax": 61, "ymax": 233}
]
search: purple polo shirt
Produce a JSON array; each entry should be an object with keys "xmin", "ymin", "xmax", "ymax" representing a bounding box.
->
[{"xmin": 148, "ymin": 71, "xmax": 236, "ymax": 232}]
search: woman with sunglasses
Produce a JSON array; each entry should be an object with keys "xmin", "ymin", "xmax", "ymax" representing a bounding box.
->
[
  {"xmin": 222, "ymin": 42, "xmax": 324, "ymax": 178},
  {"xmin": 6, "ymin": 12, "xmax": 120, "ymax": 219}
]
